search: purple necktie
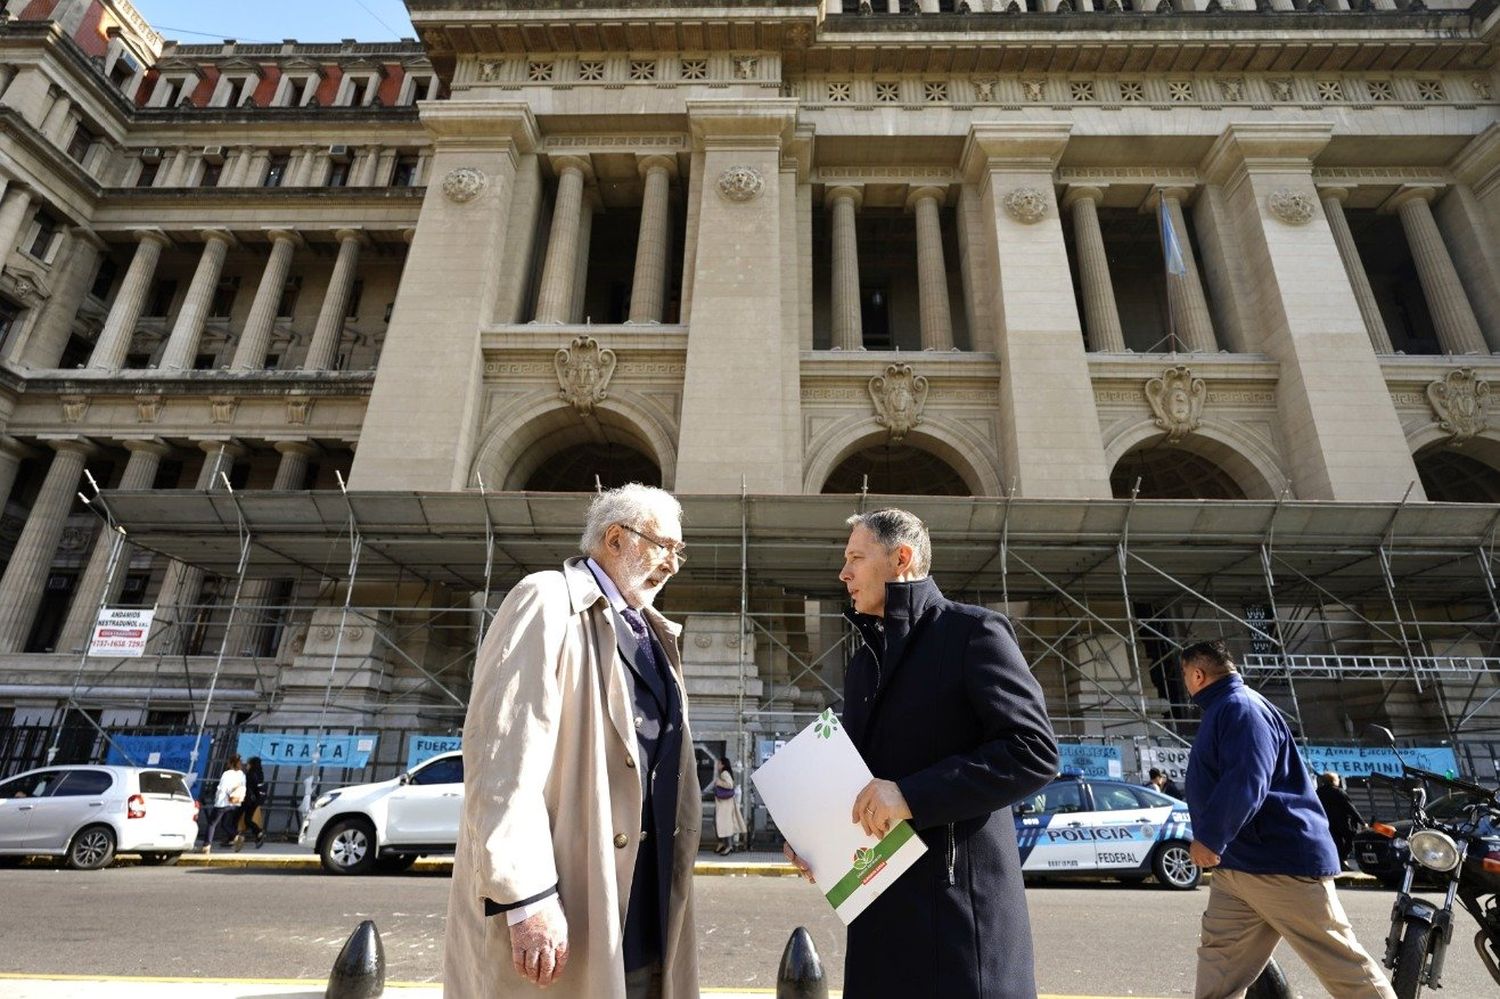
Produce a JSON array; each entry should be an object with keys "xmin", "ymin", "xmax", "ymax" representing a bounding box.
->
[{"xmin": 621, "ymin": 607, "xmax": 660, "ymax": 673}]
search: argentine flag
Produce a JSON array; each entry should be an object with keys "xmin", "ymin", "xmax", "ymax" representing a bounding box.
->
[{"xmin": 1159, "ymin": 199, "xmax": 1188, "ymax": 277}]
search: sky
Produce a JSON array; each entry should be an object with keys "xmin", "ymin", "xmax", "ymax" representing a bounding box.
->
[{"xmin": 130, "ymin": 0, "xmax": 417, "ymax": 45}]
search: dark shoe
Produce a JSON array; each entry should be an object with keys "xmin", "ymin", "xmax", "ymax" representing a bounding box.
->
[{"xmin": 255, "ymin": 831, "xmax": 265, "ymax": 848}]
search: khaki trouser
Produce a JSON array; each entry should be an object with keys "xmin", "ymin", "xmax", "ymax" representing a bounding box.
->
[
  {"xmin": 1196, "ymin": 868, "xmax": 1396, "ymax": 999},
  {"xmin": 624, "ymin": 962, "xmax": 662, "ymax": 999}
]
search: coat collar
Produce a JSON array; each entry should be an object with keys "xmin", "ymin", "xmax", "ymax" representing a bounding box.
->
[
  {"xmin": 842, "ymin": 576, "xmax": 944, "ymax": 691},
  {"xmin": 563, "ymin": 557, "xmax": 683, "ymax": 640},
  {"xmin": 1191, "ymin": 671, "xmax": 1243, "ymax": 710}
]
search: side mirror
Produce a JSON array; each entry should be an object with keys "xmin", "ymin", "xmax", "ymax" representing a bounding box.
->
[
  {"xmin": 1015, "ymin": 803, "xmax": 1034, "ymax": 816},
  {"xmin": 397, "ymin": 772, "xmax": 412, "ymax": 786},
  {"xmin": 1365, "ymin": 724, "xmax": 1397, "ymax": 748}
]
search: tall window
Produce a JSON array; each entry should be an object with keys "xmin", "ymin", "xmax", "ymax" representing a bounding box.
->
[
  {"xmin": 209, "ymin": 276, "xmax": 240, "ymax": 318},
  {"xmin": 199, "ymin": 160, "xmax": 223, "ymax": 187},
  {"xmin": 147, "ymin": 279, "xmax": 177, "ymax": 318},
  {"xmin": 391, "ymin": 154, "xmax": 420, "ymax": 187},
  {"xmin": 89, "ymin": 258, "xmax": 118, "ymax": 302},
  {"xmin": 326, "ymin": 160, "xmax": 350, "ymax": 188},
  {"xmin": 276, "ymin": 277, "xmax": 301, "ymax": 318},
  {"xmin": 66, "ymin": 123, "xmax": 94, "ymax": 164},
  {"xmin": 263, "ymin": 153, "xmax": 290, "ymax": 188},
  {"xmin": 134, "ymin": 159, "xmax": 160, "ymax": 187},
  {"xmin": 25, "ymin": 213, "xmax": 59, "ymax": 261}
]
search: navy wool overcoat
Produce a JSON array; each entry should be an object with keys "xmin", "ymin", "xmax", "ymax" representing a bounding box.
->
[{"xmin": 839, "ymin": 576, "xmax": 1059, "ymax": 999}]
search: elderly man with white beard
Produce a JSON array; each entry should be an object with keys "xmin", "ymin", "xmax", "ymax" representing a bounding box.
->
[{"xmin": 444, "ymin": 484, "xmax": 699, "ymax": 999}]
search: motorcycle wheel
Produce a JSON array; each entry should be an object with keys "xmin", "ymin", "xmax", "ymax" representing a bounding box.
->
[{"xmin": 1392, "ymin": 918, "xmax": 1433, "ymax": 999}]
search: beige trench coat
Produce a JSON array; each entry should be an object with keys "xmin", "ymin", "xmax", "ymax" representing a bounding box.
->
[{"xmin": 443, "ymin": 559, "xmax": 700, "ymax": 999}]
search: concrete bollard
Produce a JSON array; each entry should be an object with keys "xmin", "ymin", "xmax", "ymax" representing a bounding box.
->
[
  {"xmin": 326, "ymin": 919, "xmax": 386, "ymax": 999},
  {"xmin": 776, "ymin": 926, "xmax": 828, "ymax": 999}
]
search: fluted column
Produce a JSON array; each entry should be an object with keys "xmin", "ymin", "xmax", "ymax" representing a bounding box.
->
[
  {"xmin": 1390, "ymin": 187, "xmax": 1488, "ymax": 356},
  {"xmin": 0, "ymin": 185, "xmax": 35, "ymax": 266},
  {"xmin": 1157, "ymin": 188, "xmax": 1218, "ymax": 352},
  {"xmin": 828, "ymin": 186, "xmax": 864, "ymax": 351},
  {"xmin": 225, "ymin": 441, "xmax": 317, "ymax": 655},
  {"xmin": 40, "ymin": 93, "xmax": 74, "ymax": 143},
  {"xmin": 569, "ymin": 194, "xmax": 596, "ymax": 324},
  {"xmin": 532, "ymin": 156, "xmax": 590, "ymax": 324},
  {"xmin": 55, "ymin": 439, "xmax": 171, "ymax": 652},
  {"xmin": 1064, "ymin": 186, "xmax": 1126, "ymax": 352},
  {"xmin": 909, "ymin": 186, "xmax": 954, "ymax": 351},
  {"xmin": 627, "ymin": 155, "xmax": 675, "ymax": 324},
  {"xmin": 22, "ymin": 228, "xmax": 106, "ymax": 368},
  {"xmin": 0, "ymin": 436, "xmax": 33, "ymax": 512},
  {"xmin": 231, "ymin": 230, "xmax": 301, "ymax": 370},
  {"xmin": 289, "ymin": 145, "xmax": 320, "ymax": 187},
  {"xmin": 151, "ymin": 441, "xmax": 239, "ymax": 655},
  {"xmin": 158, "ymin": 230, "xmax": 233, "ymax": 370},
  {"xmin": 1320, "ymin": 187, "xmax": 1393, "ymax": 354},
  {"xmin": 89, "ymin": 230, "xmax": 170, "ymax": 370},
  {"xmin": 352, "ymin": 145, "xmax": 382, "ymax": 187},
  {"xmin": 303, "ymin": 229, "xmax": 363, "ymax": 370},
  {"xmin": 0, "ymin": 440, "xmax": 92, "ymax": 652}
]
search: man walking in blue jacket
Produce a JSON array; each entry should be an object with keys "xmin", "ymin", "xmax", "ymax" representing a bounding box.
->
[{"xmin": 1181, "ymin": 640, "xmax": 1394, "ymax": 999}]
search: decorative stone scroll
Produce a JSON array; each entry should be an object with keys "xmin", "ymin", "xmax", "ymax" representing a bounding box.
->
[
  {"xmin": 59, "ymin": 395, "xmax": 89, "ymax": 424},
  {"xmin": 869, "ymin": 363, "xmax": 929, "ymax": 443},
  {"xmin": 554, "ymin": 335, "xmax": 617, "ymax": 416},
  {"xmin": 1427, "ymin": 368, "xmax": 1491, "ymax": 442},
  {"xmin": 135, "ymin": 394, "xmax": 163, "ymax": 424},
  {"xmin": 209, "ymin": 396, "xmax": 239, "ymax": 425},
  {"xmin": 1145, "ymin": 365, "xmax": 1206, "ymax": 443},
  {"xmin": 286, "ymin": 394, "xmax": 314, "ymax": 426},
  {"xmin": 441, "ymin": 167, "xmax": 487, "ymax": 204},
  {"xmin": 1002, "ymin": 187, "xmax": 1049, "ymax": 224},
  {"xmin": 716, "ymin": 166, "xmax": 765, "ymax": 203},
  {"xmin": 1268, "ymin": 189, "xmax": 1317, "ymax": 226}
]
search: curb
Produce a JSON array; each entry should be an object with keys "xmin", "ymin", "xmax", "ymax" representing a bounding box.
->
[{"xmin": 75, "ymin": 852, "xmax": 805, "ymax": 876}]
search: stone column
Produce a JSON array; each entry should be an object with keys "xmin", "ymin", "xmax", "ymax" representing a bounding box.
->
[
  {"xmin": 531, "ymin": 156, "xmax": 590, "ymax": 324},
  {"xmin": 226, "ymin": 441, "xmax": 317, "ymax": 655},
  {"xmin": 374, "ymin": 149, "xmax": 398, "ymax": 187},
  {"xmin": 1390, "ymin": 187, "xmax": 1489, "ymax": 356},
  {"xmin": 909, "ymin": 186, "xmax": 954, "ymax": 351},
  {"xmin": 40, "ymin": 93, "xmax": 74, "ymax": 144},
  {"xmin": 1320, "ymin": 187, "xmax": 1393, "ymax": 354},
  {"xmin": 1064, "ymin": 186, "xmax": 1126, "ymax": 352},
  {"xmin": 241, "ymin": 150, "xmax": 271, "ymax": 188},
  {"xmin": 827, "ymin": 186, "xmax": 864, "ymax": 351},
  {"xmin": 158, "ymin": 230, "xmax": 233, "ymax": 371},
  {"xmin": 151, "ymin": 441, "xmax": 240, "ymax": 655},
  {"xmin": 627, "ymin": 155, "xmax": 675, "ymax": 324},
  {"xmin": 302, "ymin": 229, "xmax": 363, "ymax": 371},
  {"xmin": 1156, "ymin": 188, "xmax": 1217, "ymax": 352},
  {"xmin": 352, "ymin": 145, "xmax": 382, "ymax": 187},
  {"xmin": 0, "ymin": 185, "xmax": 35, "ymax": 266},
  {"xmin": 0, "ymin": 440, "xmax": 92, "ymax": 653},
  {"xmin": 568, "ymin": 193, "xmax": 596, "ymax": 324},
  {"xmin": 289, "ymin": 145, "xmax": 320, "ymax": 187},
  {"xmin": 231, "ymin": 230, "xmax": 301, "ymax": 370},
  {"xmin": 21, "ymin": 228, "xmax": 107, "ymax": 368},
  {"xmin": 89, "ymin": 230, "xmax": 170, "ymax": 370},
  {"xmin": 0, "ymin": 436, "xmax": 33, "ymax": 512},
  {"xmin": 54, "ymin": 439, "xmax": 170, "ymax": 653}
]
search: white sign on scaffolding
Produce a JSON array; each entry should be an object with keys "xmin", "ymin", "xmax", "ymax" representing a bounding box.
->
[{"xmin": 88, "ymin": 607, "xmax": 156, "ymax": 657}]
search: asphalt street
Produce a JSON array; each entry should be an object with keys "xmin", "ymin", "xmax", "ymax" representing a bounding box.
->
[{"xmin": 0, "ymin": 865, "xmax": 1493, "ymax": 997}]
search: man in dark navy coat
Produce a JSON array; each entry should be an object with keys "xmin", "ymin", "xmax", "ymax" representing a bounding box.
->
[{"xmin": 787, "ymin": 508, "xmax": 1059, "ymax": 999}]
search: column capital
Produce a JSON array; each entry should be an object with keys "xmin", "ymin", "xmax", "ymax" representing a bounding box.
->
[
  {"xmin": 417, "ymin": 101, "xmax": 539, "ymax": 153},
  {"xmin": 67, "ymin": 227, "xmax": 109, "ymax": 251},
  {"xmin": 0, "ymin": 435, "xmax": 38, "ymax": 460},
  {"xmin": 120, "ymin": 437, "xmax": 172, "ymax": 457},
  {"xmin": 39, "ymin": 435, "xmax": 96, "ymax": 457},
  {"xmin": 547, "ymin": 154, "xmax": 595, "ymax": 183},
  {"xmin": 1448, "ymin": 122, "xmax": 1500, "ymax": 196},
  {"xmin": 195, "ymin": 227, "xmax": 238, "ymax": 249},
  {"xmin": 1316, "ymin": 185, "xmax": 1352, "ymax": 204},
  {"xmin": 905, "ymin": 185, "xmax": 948, "ymax": 211},
  {"xmin": 687, "ymin": 98, "xmax": 798, "ymax": 151},
  {"xmin": 1200, "ymin": 122, "xmax": 1333, "ymax": 186},
  {"xmin": 959, "ymin": 122, "xmax": 1071, "ymax": 181},
  {"xmin": 1146, "ymin": 185, "xmax": 1196, "ymax": 210},
  {"xmin": 194, "ymin": 438, "xmax": 246, "ymax": 459},
  {"xmin": 273, "ymin": 439, "xmax": 322, "ymax": 459},
  {"xmin": 400, "ymin": 227, "xmax": 416, "ymax": 244},
  {"xmin": 131, "ymin": 227, "xmax": 172, "ymax": 248},
  {"xmin": 265, "ymin": 228, "xmax": 305, "ymax": 249},
  {"xmin": 1381, "ymin": 185, "xmax": 1441, "ymax": 214},
  {"xmin": 636, "ymin": 154, "xmax": 677, "ymax": 180},
  {"xmin": 826, "ymin": 185, "xmax": 863, "ymax": 210},
  {"xmin": 1061, "ymin": 185, "xmax": 1107, "ymax": 210},
  {"xmin": 332, "ymin": 227, "xmax": 368, "ymax": 247}
]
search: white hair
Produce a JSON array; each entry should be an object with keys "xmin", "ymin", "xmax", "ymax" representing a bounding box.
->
[{"xmin": 580, "ymin": 483, "xmax": 683, "ymax": 558}]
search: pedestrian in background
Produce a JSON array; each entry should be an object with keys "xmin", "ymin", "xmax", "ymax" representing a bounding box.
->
[
  {"xmin": 1316, "ymin": 771, "xmax": 1364, "ymax": 869},
  {"xmin": 1181, "ymin": 640, "xmax": 1393, "ymax": 999},
  {"xmin": 233, "ymin": 755, "xmax": 268, "ymax": 850},
  {"xmin": 712, "ymin": 757, "xmax": 746, "ymax": 855},
  {"xmin": 203, "ymin": 754, "xmax": 245, "ymax": 854},
  {"xmin": 1147, "ymin": 767, "xmax": 1184, "ymax": 800}
]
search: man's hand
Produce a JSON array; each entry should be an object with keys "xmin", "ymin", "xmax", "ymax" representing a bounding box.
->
[
  {"xmin": 783, "ymin": 842, "xmax": 815, "ymax": 884},
  {"xmin": 852, "ymin": 779, "xmax": 913, "ymax": 838},
  {"xmin": 509, "ymin": 900, "xmax": 568, "ymax": 988},
  {"xmin": 1189, "ymin": 839, "xmax": 1221, "ymax": 870}
]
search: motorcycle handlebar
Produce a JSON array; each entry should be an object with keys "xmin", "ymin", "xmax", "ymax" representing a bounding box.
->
[{"xmin": 1403, "ymin": 766, "xmax": 1498, "ymax": 803}]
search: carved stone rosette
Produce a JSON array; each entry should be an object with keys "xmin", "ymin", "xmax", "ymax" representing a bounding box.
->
[
  {"xmin": 441, "ymin": 167, "xmax": 487, "ymax": 204},
  {"xmin": 869, "ymin": 363, "xmax": 929, "ymax": 443},
  {"xmin": 1003, "ymin": 187, "xmax": 1049, "ymax": 224},
  {"xmin": 1427, "ymin": 368, "xmax": 1491, "ymax": 442},
  {"xmin": 1268, "ymin": 189, "xmax": 1317, "ymax": 226},
  {"xmin": 716, "ymin": 166, "xmax": 765, "ymax": 203},
  {"xmin": 1145, "ymin": 365, "xmax": 1207, "ymax": 443},
  {"xmin": 554, "ymin": 335, "xmax": 617, "ymax": 416}
]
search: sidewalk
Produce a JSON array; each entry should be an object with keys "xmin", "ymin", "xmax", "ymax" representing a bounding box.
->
[{"xmin": 0, "ymin": 978, "xmax": 818, "ymax": 998}]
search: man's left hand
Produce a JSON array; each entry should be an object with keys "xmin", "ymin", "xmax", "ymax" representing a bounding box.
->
[
  {"xmin": 1189, "ymin": 839, "xmax": 1221, "ymax": 869},
  {"xmin": 852, "ymin": 779, "xmax": 913, "ymax": 838}
]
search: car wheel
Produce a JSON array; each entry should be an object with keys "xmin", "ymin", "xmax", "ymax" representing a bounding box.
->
[
  {"xmin": 1152, "ymin": 841, "xmax": 1201, "ymax": 890},
  {"xmin": 66, "ymin": 826, "xmax": 117, "ymax": 871},
  {"xmin": 320, "ymin": 818, "xmax": 377, "ymax": 875},
  {"xmin": 375, "ymin": 854, "xmax": 417, "ymax": 874},
  {"xmin": 137, "ymin": 852, "xmax": 182, "ymax": 867},
  {"xmin": 0, "ymin": 855, "xmax": 24, "ymax": 868}
]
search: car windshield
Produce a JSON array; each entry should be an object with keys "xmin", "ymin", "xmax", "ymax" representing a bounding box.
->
[{"xmin": 138, "ymin": 771, "xmax": 191, "ymax": 797}]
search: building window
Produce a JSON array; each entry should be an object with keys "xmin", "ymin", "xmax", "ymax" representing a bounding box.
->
[
  {"xmin": 25, "ymin": 213, "xmax": 59, "ymax": 261},
  {"xmin": 217, "ymin": 75, "xmax": 256, "ymax": 108},
  {"xmin": 339, "ymin": 74, "xmax": 377, "ymax": 107},
  {"xmin": 134, "ymin": 159, "xmax": 160, "ymax": 187},
  {"xmin": 199, "ymin": 161, "xmax": 223, "ymax": 187},
  {"xmin": 209, "ymin": 276, "xmax": 240, "ymax": 318},
  {"xmin": 192, "ymin": 352, "xmax": 217, "ymax": 370},
  {"xmin": 326, "ymin": 160, "xmax": 350, "ymax": 188},
  {"xmin": 391, "ymin": 154, "xmax": 419, "ymax": 187},
  {"xmin": 66, "ymin": 123, "xmax": 95, "ymax": 164},
  {"xmin": 276, "ymin": 277, "xmax": 301, "ymax": 318},
  {"xmin": 346, "ymin": 280, "xmax": 364, "ymax": 320},
  {"xmin": 264, "ymin": 153, "xmax": 290, "ymax": 188},
  {"xmin": 398, "ymin": 73, "xmax": 435, "ymax": 105},
  {"xmin": 89, "ymin": 258, "xmax": 118, "ymax": 301},
  {"xmin": 0, "ymin": 301, "xmax": 19, "ymax": 358},
  {"xmin": 108, "ymin": 49, "xmax": 140, "ymax": 92},
  {"xmin": 147, "ymin": 279, "xmax": 177, "ymax": 317}
]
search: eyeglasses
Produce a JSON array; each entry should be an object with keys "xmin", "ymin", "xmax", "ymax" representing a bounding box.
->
[{"xmin": 619, "ymin": 524, "xmax": 687, "ymax": 564}]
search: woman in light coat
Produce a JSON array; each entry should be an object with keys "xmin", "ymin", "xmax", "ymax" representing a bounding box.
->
[{"xmin": 712, "ymin": 758, "xmax": 747, "ymax": 855}]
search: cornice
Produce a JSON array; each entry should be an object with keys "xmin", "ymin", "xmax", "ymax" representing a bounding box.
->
[{"xmin": 0, "ymin": 110, "xmax": 103, "ymax": 223}]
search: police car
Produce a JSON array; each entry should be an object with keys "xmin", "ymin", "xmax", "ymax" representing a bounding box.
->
[{"xmin": 1014, "ymin": 774, "xmax": 1200, "ymax": 890}]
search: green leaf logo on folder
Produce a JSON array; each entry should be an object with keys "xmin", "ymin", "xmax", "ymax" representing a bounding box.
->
[{"xmin": 752, "ymin": 709, "xmax": 927, "ymax": 924}]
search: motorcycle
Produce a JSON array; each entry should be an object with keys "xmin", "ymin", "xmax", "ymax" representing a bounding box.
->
[{"xmin": 1366, "ymin": 727, "xmax": 1500, "ymax": 997}]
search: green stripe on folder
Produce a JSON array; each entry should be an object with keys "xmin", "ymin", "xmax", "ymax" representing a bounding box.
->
[{"xmin": 824, "ymin": 820, "xmax": 918, "ymax": 910}]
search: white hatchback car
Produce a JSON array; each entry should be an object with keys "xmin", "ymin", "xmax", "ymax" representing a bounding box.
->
[
  {"xmin": 0, "ymin": 765, "xmax": 199, "ymax": 870},
  {"xmin": 300, "ymin": 751, "xmax": 464, "ymax": 875}
]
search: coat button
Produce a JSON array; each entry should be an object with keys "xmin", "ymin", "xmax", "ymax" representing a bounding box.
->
[
  {"xmin": 634, "ymin": 715, "xmax": 644, "ymax": 729},
  {"xmin": 614, "ymin": 833, "xmax": 628, "ymax": 849},
  {"xmin": 625, "ymin": 757, "xmax": 636, "ymax": 769}
]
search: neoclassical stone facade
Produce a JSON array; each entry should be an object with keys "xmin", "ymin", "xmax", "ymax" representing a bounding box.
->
[{"xmin": 1, "ymin": 0, "xmax": 1499, "ymax": 763}]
